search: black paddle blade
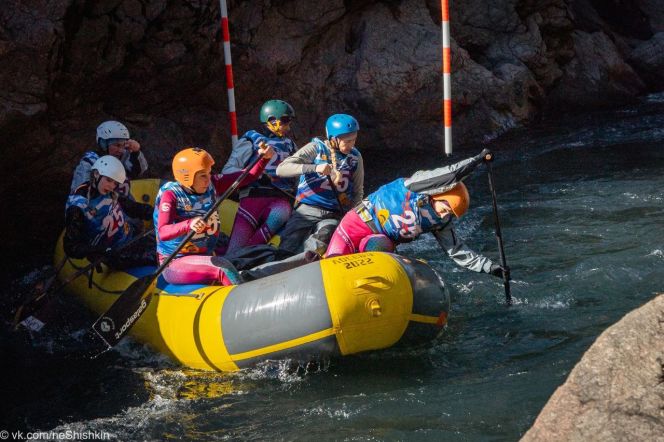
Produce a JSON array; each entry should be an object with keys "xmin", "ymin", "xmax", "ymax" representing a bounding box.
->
[{"xmin": 91, "ymin": 275, "xmax": 155, "ymax": 348}]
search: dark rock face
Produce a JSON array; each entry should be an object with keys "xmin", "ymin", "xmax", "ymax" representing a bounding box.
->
[
  {"xmin": 1, "ymin": 0, "xmax": 664, "ymax": 272},
  {"xmin": 521, "ymin": 294, "xmax": 664, "ymax": 441},
  {"xmin": 629, "ymin": 32, "xmax": 664, "ymax": 88}
]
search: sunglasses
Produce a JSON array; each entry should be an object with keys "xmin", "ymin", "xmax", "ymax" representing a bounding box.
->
[{"xmin": 267, "ymin": 115, "xmax": 293, "ymax": 125}]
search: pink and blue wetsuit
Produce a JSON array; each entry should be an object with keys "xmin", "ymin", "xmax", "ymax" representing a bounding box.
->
[
  {"xmin": 154, "ymin": 157, "xmax": 269, "ymax": 285},
  {"xmin": 326, "ymin": 153, "xmax": 498, "ymax": 275},
  {"xmin": 221, "ymin": 130, "xmax": 296, "ymax": 253}
]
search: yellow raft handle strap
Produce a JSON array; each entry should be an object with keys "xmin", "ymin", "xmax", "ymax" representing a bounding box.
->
[{"xmin": 353, "ymin": 276, "xmax": 392, "ymax": 290}]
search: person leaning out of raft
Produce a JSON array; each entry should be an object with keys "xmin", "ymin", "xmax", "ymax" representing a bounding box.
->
[
  {"xmin": 64, "ymin": 155, "xmax": 156, "ymax": 269},
  {"xmin": 221, "ymin": 99, "xmax": 298, "ymax": 253},
  {"xmin": 70, "ymin": 120, "xmax": 148, "ymax": 195},
  {"xmin": 325, "ymin": 150, "xmax": 509, "ymax": 280},
  {"xmin": 275, "ymin": 113, "xmax": 364, "ymax": 255},
  {"xmin": 154, "ymin": 145, "xmax": 274, "ymax": 285}
]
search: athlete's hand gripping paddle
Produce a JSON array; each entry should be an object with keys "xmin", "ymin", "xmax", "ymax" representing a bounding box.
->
[{"xmin": 91, "ymin": 154, "xmax": 265, "ymax": 349}]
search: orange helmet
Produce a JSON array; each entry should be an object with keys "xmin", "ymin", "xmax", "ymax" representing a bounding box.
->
[
  {"xmin": 172, "ymin": 147, "xmax": 215, "ymax": 187},
  {"xmin": 431, "ymin": 182, "xmax": 470, "ymax": 218}
]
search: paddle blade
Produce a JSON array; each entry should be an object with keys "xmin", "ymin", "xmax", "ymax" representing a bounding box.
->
[{"xmin": 91, "ymin": 275, "xmax": 155, "ymax": 348}]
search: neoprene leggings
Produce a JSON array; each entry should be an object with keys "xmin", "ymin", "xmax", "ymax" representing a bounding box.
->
[
  {"xmin": 227, "ymin": 196, "xmax": 292, "ymax": 253},
  {"xmin": 161, "ymin": 254, "xmax": 241, "ymax": 286}
]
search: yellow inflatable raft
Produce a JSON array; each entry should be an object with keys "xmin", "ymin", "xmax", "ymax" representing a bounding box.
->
[{"xmin": 55, "ymin": 180, "xmax": 450, "ymax": 371}]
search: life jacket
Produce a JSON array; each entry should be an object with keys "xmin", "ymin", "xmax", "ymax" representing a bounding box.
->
[
  {"xmin": 154, "ymin": 181, "xmax": 221, "ymax": 258},
  {"xmin": 295, "ymin": 138, "xmax": 360, "ymax": 212},
  {"xmin": 365, "ymin": 178, "xmax": 451, "ymax": 242},
  {"xmin": 65, "ymin": 183, "xmax": 133, "ymax": 248},
  {"xmin": 241, "ymin": 129, "xmax": 297, "ymax": 193}
]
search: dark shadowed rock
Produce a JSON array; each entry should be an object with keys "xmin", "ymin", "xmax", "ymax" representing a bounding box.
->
[
  {"xmin": 546, "ymin": 31, "xmax": 644, "ymax": 109},
  {"xmin": 521, "ymin": 294, "xmax": 664, "ymax": 441},
  {"xmin": 637, "ymin": 0, "xmax": 664, "ymax": 31},
  {"xmin": 629, "ymin": 32, "xmax": 664, "ymax": 89}
]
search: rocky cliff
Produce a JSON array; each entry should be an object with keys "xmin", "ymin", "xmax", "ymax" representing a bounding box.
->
[
  {"xmin": 521, "ymin": 294, "xmax": 664, "ymax": 441},
  {"xmin": 1, "ymin": 0, "xmax": 664, "ymax": 271}
]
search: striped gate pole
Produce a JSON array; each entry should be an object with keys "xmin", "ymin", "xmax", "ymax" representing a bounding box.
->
[
  {"xmin": 219, "ymin": 0, "xmax": 239, "ymax": 146},
  {"xmin": 441, "ymin": 0, "xmax": 452, "ymax": 156}
]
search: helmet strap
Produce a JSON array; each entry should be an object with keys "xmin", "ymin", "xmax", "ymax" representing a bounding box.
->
[
  {"xmin": 182, "ymin": 183, "xmax": 200, "ymax": 195},
  {"xmin": 97, "ymin": 139, "xmax": 109, "ymax": 152},
  {"xmin": 91, "ymin": 170, "xmax": 101, "ymax": 187}
]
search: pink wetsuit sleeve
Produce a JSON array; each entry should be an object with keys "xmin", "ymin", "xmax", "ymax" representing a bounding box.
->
[
  {"xmin": 213, "ymin": 156, "xmax": 269, "ymax": 193},
  {"xmin": 157, "ymin": 190, "xmax": 192, "ymax": 240}
]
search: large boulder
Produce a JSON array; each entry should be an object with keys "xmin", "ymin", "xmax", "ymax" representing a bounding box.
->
[{"xmin": 521, "ymin": 294, "xmax": 664, "ymax": 441}]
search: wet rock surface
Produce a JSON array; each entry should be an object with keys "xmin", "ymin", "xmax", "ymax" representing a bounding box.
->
[{"xmin": 521, "ymin": 294, "xmax": 664, "ymax": 441}]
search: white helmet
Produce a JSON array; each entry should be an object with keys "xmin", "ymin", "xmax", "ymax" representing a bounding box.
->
[
  {"xmin": 96, "ymin": 121, "xmax": 130, "ymax": 149},
  {"xmin": 92, "ymin": 155, "xmax": 126, "ymax": 184}
]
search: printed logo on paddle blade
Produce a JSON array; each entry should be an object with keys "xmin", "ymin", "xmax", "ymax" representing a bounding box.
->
[
  {"xmin": 114, "ymin": 297, "xmax": 149, "ymax": 341},
  {"xmin": 99, "ymin": 317, "xmax": 114, "ymax": 333}
]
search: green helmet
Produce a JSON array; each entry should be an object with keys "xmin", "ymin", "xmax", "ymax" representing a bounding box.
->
[{"xmin": 259, "ymin": 99, "xmax": 295, "ymax": 123}]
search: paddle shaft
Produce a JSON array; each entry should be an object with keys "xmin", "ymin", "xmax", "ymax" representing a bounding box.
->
[
  {"xmin": 272, "ymin": 184, "xmax": 296, "ymax": 202},
  {"xmin": 327, "ymin": 175, "xmax": 345, "ymax": 212},
  {"xmin": 485, "ymin": 156, "xmax": 511, "ymax": 304},
  {"xmin": 12, "ymin": 255, "xmax": 67, "ymax": 329}
]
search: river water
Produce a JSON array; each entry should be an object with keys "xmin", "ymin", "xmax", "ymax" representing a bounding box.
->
[{"xmin": 2, "ymin": 94, "xmax": 664, "ymax": 441}]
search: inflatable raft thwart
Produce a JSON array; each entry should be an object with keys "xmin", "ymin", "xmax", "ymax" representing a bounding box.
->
[{"xmin": 55, "ymin": 180, "xmax": 450, "ymax": 371}]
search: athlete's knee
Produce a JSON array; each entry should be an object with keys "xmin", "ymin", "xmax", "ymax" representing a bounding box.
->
[
  {"xmin": 266, "ymin": 200, "xmax": 292, "ymax": 226},
  {"xmin": 211, "ymin": 256, "xmax": 242, "ymax": 285},
  {"xmin": 359, "ymin": 234, "xmax": 394, "ymax": 253}
]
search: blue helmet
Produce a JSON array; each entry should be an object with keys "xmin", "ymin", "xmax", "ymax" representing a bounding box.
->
[{"xmin": 325, "ymin": 114, "xmax": 359, "ymax": 138}]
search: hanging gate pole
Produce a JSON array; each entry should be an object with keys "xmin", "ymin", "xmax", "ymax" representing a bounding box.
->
[
  {"xmin": 219, "ymin": 0, "xmax": 239, "ymax": 146},
  {"xmin": 441, "ymin": 0, "xmax": 452, "ymax": 157}
]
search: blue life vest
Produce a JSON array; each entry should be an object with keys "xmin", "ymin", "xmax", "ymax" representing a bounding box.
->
[
  {"xmin": 296, "ymin": 138, "xmax": 360, "ymax": 211},
  {"xmin": 154, "ymin": 181, "xmax": 221, "ymax": 258},
  {"xmin": 365, "ymin": 178, "xmax": 450, "ymax": 242},
  {"xmin": 242, "ymin": 130, "xmax": 296, "ymax": 192},
  {"xmin": 81, "ymin": 151, "xmax": 99, "ymax": 165},
  {"xmin": 66, "ymin": 187, "xmax": 133, "ymax": 248}
]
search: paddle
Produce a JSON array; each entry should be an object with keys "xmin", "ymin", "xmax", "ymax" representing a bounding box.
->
[
  {"xmin": 327, "ymin": 175, "xmax": 345, "ymax": 212},
  {"xmin": 483, "ymin": 151, "xmax": 511, "ymax": 305},
  {"xmin": 12, "ymin": 255, "xmax": 67, "ymax": 331},
  {"xmin": 272, "ymin": 184, "xmax": 296, "ymax": 202},
  {"xmin": 13, "ymin": 229, "xmax": 153, "ymax": 331},
  {"xmin": 91, "ymin": 153, "xmax": 266, "ymax": 349}
]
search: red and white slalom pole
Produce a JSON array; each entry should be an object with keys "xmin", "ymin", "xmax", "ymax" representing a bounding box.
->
[
  {"xmin": 441, "ymin": 0, "xmax": 452, "ymax": 156},
  {"xmin": 219, "ymin": 0, "xmax": 239, "ymax": 146}
]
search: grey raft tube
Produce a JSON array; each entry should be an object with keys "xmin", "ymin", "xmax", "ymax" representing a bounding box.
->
[{"xmin": 219, "ymin": 252, "xmax": 450, "ymax": 369}]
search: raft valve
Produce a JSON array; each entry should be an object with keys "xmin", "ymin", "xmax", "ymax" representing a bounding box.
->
[{"xmin": 367, "ymin": 298, "xmax": 382, "ymax": 317}]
